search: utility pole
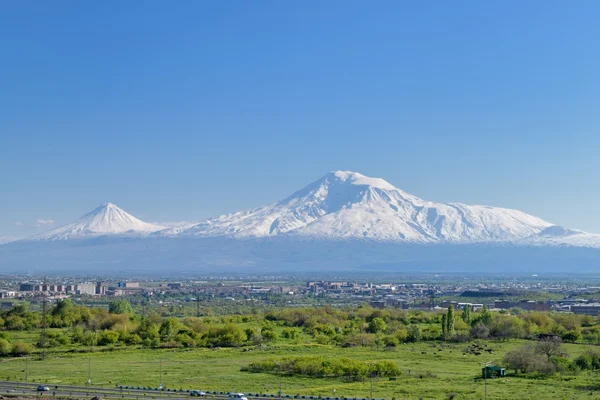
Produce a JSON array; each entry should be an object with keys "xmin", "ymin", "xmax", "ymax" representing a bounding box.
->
[
  {"xmin": 87, "ymin": 358, "xmax": 91, "ymax": 386},
  {"xmin": 370, "ymin": 371, "xmax": 373, "ymax": 400},
  {"xmin": 278, "ymin": 362, "xmax": 282, "ymax": 400},
  {"xmin": 480, "ymin": 361, "xmax": 492, "ymax": 400},
  {"xmin": 368, "ymin": 363, "xmax": 373, "ymax": 400},
  {"xmin": 40, "ymin": 295, "xmax": 48, "ymax": 359},
  {"xmin": 428, "ymin": 286, "xmax": 435, "ymax": 310},
  {"xmin": 25, "ymin": 358, "xmax": 28, "ymax": 382},
  {"xmin": 159, "ymin": 359, "xmax": 162, "ymax": 389},
  {"xmin": 484, "ymin": 368, "xmax": 487, "ymax": 400},
  {"xmin": 196, "ymin": 293, "xmax": 200, "ymax": 318}
]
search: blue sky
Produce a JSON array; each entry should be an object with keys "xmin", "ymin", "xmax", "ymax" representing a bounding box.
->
[{"xmin": 1, "ymin": 1, "xmax": 600, "ymax": 238}]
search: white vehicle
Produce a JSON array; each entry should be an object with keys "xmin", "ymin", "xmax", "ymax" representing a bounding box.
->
[{"xmin": 229, "ymin": 393, "xmax": 248, "ymax": 400}]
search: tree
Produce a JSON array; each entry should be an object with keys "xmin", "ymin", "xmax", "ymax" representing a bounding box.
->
[
  {"xmin": 461, "ymin": 307, "xmax": 471, "ymax": 324},
  {"xmin": 490, "ymin": 316, "xmax": 525, "ymax": 340},
  {"xmin": 108, "ymin": 300, "xmax": 133, "ymax": 315},
  {"xmin": 368, "ymin": 317, "xmax": 387, "ymax": 334},
  {"xmin": 479, "ymin": 305, "xmax": 492, "ymax": 326},
  {"xmin": 471, "ymin": 305, "xmax": 493, "ymax": 328},
  {"xmin": 406, "ymin": 325, "xmax": 421, "ymax": 343},
  {"xmin": 535, "ymin": 337, "xmax": 562, "ymax": 360},
  {"xmin": 441, "ymin": 314, "xmax": 447, "ymax": 339},
  {"xmin": 52, "ymin": 299, "xmax": 75, "ymax": 316},
  {"xmin": 504, "ymin": 344, "xmax": 543, "ymax": 374},
  {"xmin": 446, "ymin": 306, "xmax": 455, "ymax": 338},
  {"xmin": 470, "ymin": 322, "xmax": 490, "ymax": 339},
  {"xmin": 159, "ymin": 318, "xmax": 181, "ymax": 340}
]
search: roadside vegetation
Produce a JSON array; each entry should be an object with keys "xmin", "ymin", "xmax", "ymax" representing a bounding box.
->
[{"xmin": 2, "ymin": 300, "xmax": 600, "ymax": 398}]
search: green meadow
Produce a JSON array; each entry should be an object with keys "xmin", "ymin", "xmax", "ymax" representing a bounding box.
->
[{"xmin": 1, "ymin": 341, "xmax": 599, "ymax": 400}]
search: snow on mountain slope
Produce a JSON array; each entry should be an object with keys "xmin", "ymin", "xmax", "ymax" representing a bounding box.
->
[
  {"xmin": 162, "ymin": 171, "xmax": 553, "ymax": 243},
  {"xmin": 28, "ymin": 203, "xmax": 166, "ymax": 241},
  {"xmin": 518, "ymin": 226, "xmax": 600, "ymax": 248},
  {"xmin": 0, "ymin": 236, "xmax": 19, "ymax": 245}
]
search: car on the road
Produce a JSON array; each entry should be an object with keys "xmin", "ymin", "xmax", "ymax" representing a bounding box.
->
[
  {"xmin": 190, "ymin": 390, "xmax": 206, "ymax": 397},
  {"xmin": 36, "ymin": 385, "xmax": 50, "ymax": 392},
  {"xmin": 229, "ymin": 393, "xmax": 248, "ymax": 400}
]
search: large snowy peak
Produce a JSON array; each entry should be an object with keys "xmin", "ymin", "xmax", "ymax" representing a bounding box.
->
[
  {"xmin": 28, "ymin": 203, "xmax": 166, "ymax": 241},
  {"xmin": 164, "ymin": 171, "xmax": 553, "ymax": 243}
]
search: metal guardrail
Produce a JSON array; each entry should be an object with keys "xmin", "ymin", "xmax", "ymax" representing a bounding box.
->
[
  {"xmin": 116, "ymin": 387, "xmax": 384, "ymax": 400},
  {"xmin": 0, "ymin": 381, "xmax": 385, "ymax": 400}
]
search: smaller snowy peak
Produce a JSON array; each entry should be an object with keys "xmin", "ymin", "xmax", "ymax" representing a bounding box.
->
[{"xmin": 27, "ymin": 203, "xmax": 166, "ymax": 241}]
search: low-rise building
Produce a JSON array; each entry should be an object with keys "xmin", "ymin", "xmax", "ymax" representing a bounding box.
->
[{"xmin": 572, "ymin": 303, "xmax": 600, "ymax": 315}]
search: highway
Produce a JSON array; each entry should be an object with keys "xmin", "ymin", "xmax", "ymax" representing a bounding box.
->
[
  {"xmin": 0, "ymin": 381, "xmax": 381, "ymax": 400},
  {"xmin": 0, "ymin": 381, "xmax": 201, "ymax": 400}
]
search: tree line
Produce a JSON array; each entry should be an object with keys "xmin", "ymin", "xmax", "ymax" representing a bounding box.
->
[{"xmin": 0, "ymin": 299, "xmax": 599, "ymax": 353}]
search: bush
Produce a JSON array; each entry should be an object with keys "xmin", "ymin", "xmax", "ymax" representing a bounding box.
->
[
  {"xmin": 406, "ymin": 325, "xmax": 421, "ymax": 343},
  {"xmin": 367, "ymin": 318, "xmax": 387, "ymax": 334},
  {"xmin": 262, "ymin": 329, "xmax": 277, "ymax": 342},
  {"xmin": 108, "ymin": 300, "xmax": 133, "ymax": 315},
  {"xmin": 10, "ymin": 341, "xmax": 33, "ymax": 356},
  {"xmin": 247, "ymin": 356, "xmax": 400, "ymax": 380},
  {"xmin": 574, "ymin": 354, "xmax": 592, "ymax": 370},
  {"xmin": 281, "ymin": 328, "xmax": 299, "ymax": 340},
  {"xmin": 574, "ymin": 348, "xmax": 600, "ymax": 371},
  {"xmin": 0, "ymin": 338, "xmax": 11, "ymax": 356},
  {"xmin": 562, "ymin": 330, "xmax": 582, "ymax": 343},
  {"xmin": 98, "ymin": 330, "xmax": 120, "ymax": 346},
  {"xmin": 504, "ymin": 344, "xmax": 556, "ymax": 374},
  {"xmin": 382, "ymin": 335, "xmax": 400, "ymax": 348},
  {"xmin": 467, "ymin": 321, "xmax": 486, "ymax": 339},
  {"xmin": 314, "ymin": 334, "xmax": 330, "ymax": 345}
]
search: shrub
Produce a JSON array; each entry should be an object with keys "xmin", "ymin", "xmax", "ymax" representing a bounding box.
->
[
  {"xmin": 10, "ymin": 341, "xmax": 33, "ymax": 356},
  {"xmin": 367, "ymin": 318, "xmax": 387, "ymax": 334},
  {"xmin": 246, "ymin": 356, "xmax": 400, "ymax": 380},
  {"xmin": 382, "ymin": 335, "xmax": 400, "ymax": 348},
  {"xmin": 98, "ymin": 330, "xmax": 120, "ymax": 346},
  {"xmin": 504, "ymin": 344, "xmax": 556, "ymax": 374},
  {"xmin": 0, "ymin": 338, "xmax": 11, "ymax": 356},
  {"xmin": 406, "ymin": 325, "xmax": 421, "ymax": 343},
  {"xmin": 562, "ymin": 330, "xmax": 582, "ymax": 343},
  {"xmin": 574, "ymin": 354, "xmax": 592, "ymax": 370}
]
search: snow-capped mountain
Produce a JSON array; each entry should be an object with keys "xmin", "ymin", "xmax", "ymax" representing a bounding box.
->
[
  {"xmin": 28, "ymin": 202, "xmax": 166, "ymax": 241},
  {"xmin": 161, "ymin": 171, "xmax": 554, "ymax": 243},
  {"xmin": 5, "ymin": 171, "xmax": 600, "ymax": 274}
]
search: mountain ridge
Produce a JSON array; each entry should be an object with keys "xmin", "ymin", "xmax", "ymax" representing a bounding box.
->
[
  {"xmin": 16, "ymin": 171, "xmax": 600, "ymax": 248},
  {"xmin": 158, "ymin": 171, "xmax": 555, "ymax": 243}
]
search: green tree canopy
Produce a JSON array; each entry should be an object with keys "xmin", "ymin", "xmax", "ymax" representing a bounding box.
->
[{"xmin": 108, "ymin": 300, "xmax": 133, "ymax": 315}]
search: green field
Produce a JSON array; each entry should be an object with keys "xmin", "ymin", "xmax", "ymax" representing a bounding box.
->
[{"xmin": 1, "ymin": 341, "xmax": 599, "ymax": 400}]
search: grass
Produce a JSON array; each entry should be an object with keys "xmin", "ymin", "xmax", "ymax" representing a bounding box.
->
[{"xmin": 1, "ymin": 340, "xmax": 599, "ymax": 399}]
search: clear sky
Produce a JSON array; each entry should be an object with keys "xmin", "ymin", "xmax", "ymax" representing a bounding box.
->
[{"xmin": 1, "ymin": 1, "xmax": 600, "ymax": 238}]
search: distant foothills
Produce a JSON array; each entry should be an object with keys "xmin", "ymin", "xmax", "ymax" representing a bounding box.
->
[{"xmin": 1, "ymin": 171, "xmax": 599, "ymax": 275}]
